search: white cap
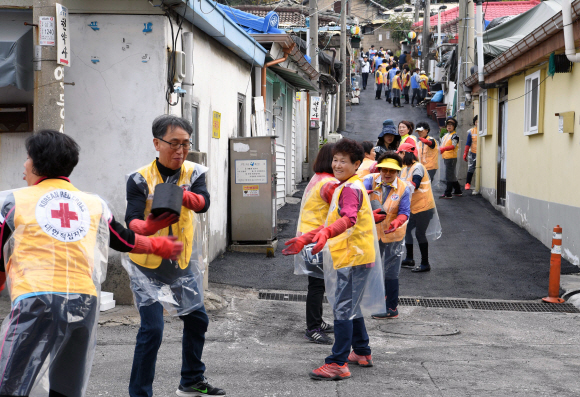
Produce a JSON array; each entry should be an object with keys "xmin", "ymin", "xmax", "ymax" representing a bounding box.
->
[
  {"xmin": 415, "ymin": 127, "xmax": 425, "ymax": 131},
  {"xmin": 420, "ymin": 70, "xmax": 426, "ymax": 74}
]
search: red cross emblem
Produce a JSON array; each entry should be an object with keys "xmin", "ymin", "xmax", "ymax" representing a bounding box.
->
[{"xmin": 51, "ymin": 202, "xmax": 79, "ymax": 228}]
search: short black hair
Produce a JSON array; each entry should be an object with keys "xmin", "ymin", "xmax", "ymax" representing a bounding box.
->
[
  {"xmin": 313, "ymin": 143, "xmax": 335, "ymax": 174},
  {"xmin": 26, "ymin": 130, "xmax": 80, "ymax": 178},
  {"xmin": 416, "ymin": 121, "xmax": 430, "ymax": 132},
  {"xmin": 377, "ymin": 151, "xmax": 402, "ymax": 168},
  {"xmin": 361, "ymin": 141, "xmax": 374, "ymax": 155},
  {"xmin": 152, "ymin": 115, "xmax": 193, "ymax": 139},
  {"xmin": 401, "ymin": 152, "xmax": 418, "ymax": 166},
  {"xmin": 333, "ymin": 138, "xmax": 364, "ymax": 165}
]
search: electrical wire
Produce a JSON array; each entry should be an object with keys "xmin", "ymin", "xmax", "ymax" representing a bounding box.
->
[{"xmin": 478, "ymin": 73, "xmax": 549, "ymax": 104}]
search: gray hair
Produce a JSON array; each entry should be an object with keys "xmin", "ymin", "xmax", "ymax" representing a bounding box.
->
[{"xmin": 151, "ymin": 115, "xmax": 193, "ymax": 139}]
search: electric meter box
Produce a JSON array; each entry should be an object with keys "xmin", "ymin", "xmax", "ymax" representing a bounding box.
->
[{"xmin": 229, "ymin": 136, "xmax": 277, "ymax": 243}]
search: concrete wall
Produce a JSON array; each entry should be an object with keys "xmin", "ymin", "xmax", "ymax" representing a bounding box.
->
[{"xmin": 476, "ymin": 67, "xmax": 580, "ymax": 268}]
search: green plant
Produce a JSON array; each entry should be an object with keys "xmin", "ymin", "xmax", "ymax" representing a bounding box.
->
[
  {"xmin": 319, "ymin": 138, "xmax": 328, "ymax": 149},
  {"xmin": 440, "ymin": 127, "xmax": 448, "ymax": 139},
  {"xmin": 384, "ymin": 14, "xmax": 413, "ymax": 44}
]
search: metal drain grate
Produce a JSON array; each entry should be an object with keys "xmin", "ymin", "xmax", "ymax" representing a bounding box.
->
[{"xmin": 258, "ymin": 293, "xmax": 580, "ymax": 313}]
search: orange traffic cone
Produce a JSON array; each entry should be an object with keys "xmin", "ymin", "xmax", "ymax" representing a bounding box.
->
[{"xmin": 543, "ymin": 225, "xmax": 565, "ymax": 304}]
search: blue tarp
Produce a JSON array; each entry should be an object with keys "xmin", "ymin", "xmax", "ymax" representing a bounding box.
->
[{"xmin": 215, "ymin": 4, "xmax": 285, "ymax": 34}]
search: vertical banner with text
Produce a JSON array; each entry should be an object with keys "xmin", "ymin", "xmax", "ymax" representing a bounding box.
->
[{"xmin": 56, "ymin": 3, "xmax": 70, "ymax": 66}]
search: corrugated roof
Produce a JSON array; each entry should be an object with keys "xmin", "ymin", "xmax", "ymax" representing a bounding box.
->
[{"xmin": 412, "ymin": 0, "xmax": 541, "ymax": 29}]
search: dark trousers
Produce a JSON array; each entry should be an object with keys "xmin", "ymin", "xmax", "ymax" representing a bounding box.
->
[
  {"xmin": 427, "ymin": 169, "xmax": 437, "ymax": 183},
  {"xmin": 129, "ymin": 302, "xmax": 209, "ymax": 397},
  {"xmin": 361, "ymin": 73, "xmax": 369, "ymax": 89},
  {"xmin": 306, "ymin": 276, "xmax": 326, "ymax": 330},
  {"xmin": 385, "ymin": 88, "xmax": 391, "ymax": 102},
  {"xmin": 411, "ymin": 88, "xmax": 420, "ymax": 104},
  {"xmin": 0, "ymin": 294, "xmax": 97, "ymax": 397},
  {"xmin": 403, "ymin": 86, "xmax": 410, "ymax": 103},
  {"xmin": 445, "ymin": 181, "xmax": 462, "ymax": 196},
  {"xmin": 325, "ymin": 318, "xmax": 370, "ymax": 365},
  {"xmin": 375, "ymin": 83, "xmax": 383, "ymax": 99}
]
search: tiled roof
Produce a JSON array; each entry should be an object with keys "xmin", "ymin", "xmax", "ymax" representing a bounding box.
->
[{"xmin": 411, "ymin": 0, "xmax": 541, "ymax": 29}]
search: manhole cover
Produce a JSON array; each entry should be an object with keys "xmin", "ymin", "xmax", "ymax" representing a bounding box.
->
[{"xmin": 379, "ymin": 322, "xmax": 460, "ymax": 336}]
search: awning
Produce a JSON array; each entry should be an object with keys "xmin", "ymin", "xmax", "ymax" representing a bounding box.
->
[
  {"xmin": 162, "ymin": 0, "xmax": 267, "ymax": 66},
  {"xmin": 270, "ymin": 65, "xmax": 318, "ymax": 91}
]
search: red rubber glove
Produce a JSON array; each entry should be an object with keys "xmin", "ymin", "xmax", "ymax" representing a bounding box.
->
[
  {"xmin": 463, "ymin": 146, "xmax": 469, "ymax": 162},
  {"xmin": 439, "ymin": 145, "xmax": 454, "ymax": 154},
  {"xmin": 282, "ymin": 227, "xmax": 322, "ymax": 256},
  {"xmin": 311, "ymin": 216, "xmax": 352, "ymax": 255},
  {"xmin": 373, "ymin": 208, "xmax": 386, "ymax": 224},
  {"xmin": 131, "ymin": 235, "xmax": 183, "ymax": 260},
  {"xmin": 320, "ymin": 181, "xmax": 339, "ymax": 204},
  {"xmin": 385, "ymin": 214, "xmax": 408, "ymax": 234},
  {"xmin": 182, "ymin": 191, "xmax": 205, "ymax": 212},
  {"xmin": 0, "ymin": 271, "xmax": 5, "ymax": 293},
  {"xmin": 129, "ymin": 213, "xmax": 179, "ymax": 236},
  {"xmin": 418, "ymin": 137, "xmax": 431, "ymax": 145}
]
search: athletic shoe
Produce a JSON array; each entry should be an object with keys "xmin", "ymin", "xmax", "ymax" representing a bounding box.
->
[
  {"xmin": 439, "ymin": 194, "xmax": 453, "ymax": 199},
  {"xmin": 401, "ymin": 259, "xmax": 415, "ymax": 268},
  {"xmin": 412, "ymin": 264, "xmax": 431, "ymax": 272},
  {"xmin": 452, "ymin": 192, "xmax": 463, "ymax": 196},
  {"xmin": 310, "ymin": 363, "xmax": 352, "ymax": 380},
  {"xmin": 465, "ymin": 183, "xmax": 471, "ymax": 190},
  {"xmin": 305, "ymin": 329, "xmax": 333, "ymax": 345},
  {"xmin": 347, "ymin": 351, "xmax": 374, "ymax": 367},
  {"xmin": 371, "ymin": 308, "xmax": 398, "ymax": 319},
  {"xmin": 320, "ymin": 321, "xmax": 334, "ymax": 333},
  {"xmin": 176, "ymin": 378, "xmax": 226, "ymax": 396}
]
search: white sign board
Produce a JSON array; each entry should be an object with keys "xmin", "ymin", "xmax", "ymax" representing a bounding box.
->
[
  {"xmin": 56, "ymin": 3, "xmax": 70, "ymax": 66},
  {"xmin": 39, "ymin": 16, "xmax": 55, "ymax": 46},
  {"xmin": 235, "ymin": 160, "xmax": 268, "ymax": 184},
  {"xmin": 310, "ymin": 96, "xmax": 321, "ymax": 121}
]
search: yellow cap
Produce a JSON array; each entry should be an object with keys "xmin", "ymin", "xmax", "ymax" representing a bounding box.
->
[{"xmin": 376, "ymin": 158, "xmax": 402, "ymax": 171}]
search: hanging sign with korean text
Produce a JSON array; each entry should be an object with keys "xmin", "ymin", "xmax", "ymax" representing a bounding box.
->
[
  {"xmin": 310, "ymin": 96, "xmax": 321, "ymax": 121},
  {"xmin": 212, "ymin": 111, "xmax": 221, "ymax": 139},
  {"xmin": 39, "ymin": 16, "xmax": 55, "ymax": 46},
  {"xmin": 56, "ymin": 3, "xmax": 70, "ymax": 66}
]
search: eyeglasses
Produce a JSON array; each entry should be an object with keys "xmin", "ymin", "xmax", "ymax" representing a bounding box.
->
[{"xmin": 157, "ymin": 137, "xmax": 192, "ymax": 150}]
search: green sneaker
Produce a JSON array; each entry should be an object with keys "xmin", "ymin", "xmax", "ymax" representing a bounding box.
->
[{"xmin": 176, "ymin": 378, "xmax": 226, "ymax": 396}]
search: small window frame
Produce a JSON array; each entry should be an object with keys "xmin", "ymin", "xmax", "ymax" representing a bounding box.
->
[
  {"xmin": 524, "ymin": 70, "xmax": 541, "ymax": 136},
  {"xmin": 479, "ymin": 90, "xmax": 488, "ymax": 136}
]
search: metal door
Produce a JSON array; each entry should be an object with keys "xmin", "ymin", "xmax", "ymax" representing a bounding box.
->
[{"xmin": 497, "ymin": 100, "xmax": 508, "ymax": 206}]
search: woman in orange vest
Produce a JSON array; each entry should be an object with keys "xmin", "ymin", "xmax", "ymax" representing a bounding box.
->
[
  {"xmin": 356, "ymin": 141, "xmax": 378, "ymax": 177},
  {"xmin": 391, "ymin": 70, "xmax": 404, "ymax": 108},
  {"xmin": 284, "ymin": 143, "xmax": 339, "ymax": 345},
  {"xmin": 415, "ymin": 121, "xmax": 439, "ymax": 182},
  {"xmin": 397, "ymin": 141, "xmax": 442, "ymax": 273},
  {"xmin": 0, "ymin": 130, "xmax": 182, "ymax": 397},
  {"xmin": 398, "ymin": 120, "xmax": 418, "ymax": 146},
  {"xmin": 363, "ymin": 153, "xmax": 411, "ymax": 319},
  {"xmin": 440, "ymin": 117, "xmax": 462, "ymax": 198},
  {"xmin": 284, "ymin": 138, "xmax": 384, "ymax": 381},
  {"xmin": 463, "ymin": 115, "xmax": 478, "ymax": 190}
]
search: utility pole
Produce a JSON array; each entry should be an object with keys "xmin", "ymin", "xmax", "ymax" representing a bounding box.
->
[
  {"xmin": 414, "ymin": 0, "xmax": 420, "ymax": 23},
  {"xmin": 421, "ymin": 0, "xmax": 430, "ymax": 72},
  {"xmin": 338, "ymin": 0, "xmax": 347, "ymax": 132},
  {"xmin": 33, "ymin": 0, "xmax": 65, "ymax": 132},
  {"xmin": 456, "ymin": 0, "xmax": 475, "ymax": 185},
  {"xmin": 309, "ymin": 0, "xmax": 319, "ymax": 72}
]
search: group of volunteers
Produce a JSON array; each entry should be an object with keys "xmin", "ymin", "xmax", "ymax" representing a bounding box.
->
[
  {"xmin": 0, "ymin": 115, "xmax": 224, "ymax": 397},
  {"xmin": 358, "ymin": 46, "xmax": 429, "ymax": 108},
  {"xmin": 283, "ymin": 115, "xmax": 455, "ymax": 381}
]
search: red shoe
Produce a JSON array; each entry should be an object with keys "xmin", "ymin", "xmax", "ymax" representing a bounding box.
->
[
  {"xmin": 309, "ymin": 363, "xmax": 352, "ymax": 380},
  {"xmin": 347, "ymin": 351, "xmax": 374, "ymax": 367},
  {"xmin": 465, "ymin": 183, "xmax": 471, "ymax": 190}
]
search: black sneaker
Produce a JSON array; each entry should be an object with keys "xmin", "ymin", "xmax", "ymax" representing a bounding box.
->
[
  {"xmin": 320, "ymin": 321, "xmax": 334, "ymax": 333},
  {"xmin": 305, "ymin": 329, "xmax": 333, "ymax": 345},
  {"xmin": 401, "ymin": 259, "xmax": 415, "ymax": 269},
  {"xmin": 176, "ymin": 378, "xmax": 226, "ymax": 396},
  {"xmin": 412, "ymin": 263, "xmax": 431, "ymax": 273},
  {"xmin": 452, "ymin": 192, "xmax": 463, "ymax": 196},
  {"xmin": 371, "ymin": 308, "xmax": 399, "ymax": 319}
]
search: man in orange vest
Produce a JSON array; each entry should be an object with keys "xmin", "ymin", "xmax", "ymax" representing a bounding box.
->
[
  {"xmin": 439, "ymin": 118, "xmax": 462, "ymax": 198},
  {"xmin": 0, "ymin": 130, "xmax": 183, "ymax": 397},
  {"xmin": 463, "ymin": 115, "xmax": 478, "ymax": 190},
  {"xmin": 415, "ymin": 122, "xmax": 439, "ymax": 182}
]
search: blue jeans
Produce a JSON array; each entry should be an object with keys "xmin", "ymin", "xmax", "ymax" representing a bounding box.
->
[
  {"xmin": 128, "ymin": 302, "xmax": 209, "ymax": 397},
  {"xmin": 326, "ymin": 266, "xmax": 371, "ymax": 365}
]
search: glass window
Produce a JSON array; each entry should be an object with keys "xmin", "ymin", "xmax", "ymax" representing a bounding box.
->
[{"xmin": 524, "ymin": 70, "xmax": 541, "ymax": 135}]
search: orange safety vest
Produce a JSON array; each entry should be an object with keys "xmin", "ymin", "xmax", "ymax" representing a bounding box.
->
[
  {"xmin": 369, "ymin": 175, "xmax": 408, "ymax": 243},
  {"xmin": 356, "ymin": 158, "xmax": 375, "ymax": 177},
  {"xmin": 298, "ymin": 173, "xmax": 337, "ymax": 234},
  {"xmin": 400, "ymin": 162, "xmax": 436, "ymax": 214},
  {"xmin": 418, "ymin": 138, "xmax": 439, "ymax": 170},
  {"xmin": 441, "ymin": 132, "xmax": 459, "ymax": 159},
  {"xmin": 402, "ymin": 71, "xmax": 410, "ymax": 88},
  {"xmin": 7, "ymin": 179, "xmax": 108, "ymax": 300},
  {"xmin": 392, "ymin": 76, "xmax": 402, "ymax": 90},
  {"xmin": 469, "ymin": 126, "xmax": 478, "ymax": 154},
  {"xmin": 327, "ymin": 176, "xmax": 375, "ymax": 269},
  {"xmin": 419, "ymin": 75, "xmax": 429, "ymax": 89},
  {"xmin": 375, "ymin": 69, "xmax": 384, "ymax": 84}
]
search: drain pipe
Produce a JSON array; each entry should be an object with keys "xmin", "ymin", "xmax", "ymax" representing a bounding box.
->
[
  {"xmin": 562, "ymin": 0, "xmax": 580, "ymax": 62},
  {"xmin": 475, "ymin": 0, "xmax": 485, "ymax": 85},
  {"xmin": 261, "ymin": 45, "xmax": 293, "ymax": 108}
]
